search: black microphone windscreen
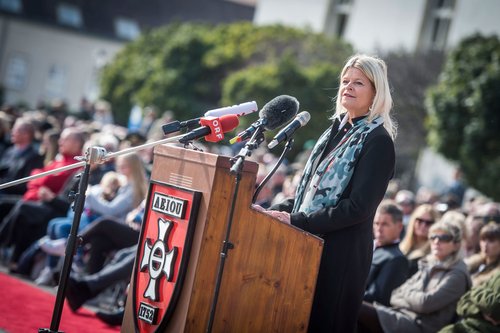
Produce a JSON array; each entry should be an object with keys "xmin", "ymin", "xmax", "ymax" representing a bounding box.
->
[{"xmin": 259, "ymin": 95, "xmax": 299, "ymax": 130}]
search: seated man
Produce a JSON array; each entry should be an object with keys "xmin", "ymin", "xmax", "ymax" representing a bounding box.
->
[
  {"xmin": 364, "ymin": 199, "xmax": 409, "ymax": 306},
  {"xmin": 0, "ymin": 127, "xmax": 86, "ymax": 269},
  {"xmin": 0, "ymin": 118, "xmax": 44, "ymax": 196}
]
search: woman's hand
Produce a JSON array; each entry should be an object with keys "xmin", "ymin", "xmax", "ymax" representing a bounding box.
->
[
  {"xmin": 252, "ymin": 204, "xmax": 291, "ymax": 224},
  {"xmin": 251, "ymin": 204, "xmax": 266, "ymax": 212},
  {"xmin": 38, "ymin": 186, "xmax": 56, "ymax": 202}
]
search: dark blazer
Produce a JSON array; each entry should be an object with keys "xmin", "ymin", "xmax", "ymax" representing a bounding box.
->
[
  {"xmin": 0, "ymin": 144, "xmax": 44, "ymax": 195},
  {"xmin": 272, "ymin": 119, "xmax": 395, "ymax": 333},
  {"xmin": 364, "ymin": 242, "xmax": 409, "ymax": 306}
]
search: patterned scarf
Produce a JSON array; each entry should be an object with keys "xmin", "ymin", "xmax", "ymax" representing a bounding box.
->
[{"xmin": 292, "ymin": 114, "xmax": 384, "ymax": 215}]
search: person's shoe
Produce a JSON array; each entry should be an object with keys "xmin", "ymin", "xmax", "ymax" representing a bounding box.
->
[
  {"xmin": 65, "ymin": 276, "xmax": 93, "ymax": 312},
  {"xmin": 95, "ymin": 308, "xmax": 124, "ymax": 326},
  {"xmin": 40, "ymin": 238, "xmax": 67, "ymax": 256},
  {"xmin": 35, "ymin": 267, "xmax": 55, "ymax": 286}
]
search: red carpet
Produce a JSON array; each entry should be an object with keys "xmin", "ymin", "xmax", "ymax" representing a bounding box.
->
[{"xmin": 0, "ymin": 272, "xmax": 121, "ymax": 332}]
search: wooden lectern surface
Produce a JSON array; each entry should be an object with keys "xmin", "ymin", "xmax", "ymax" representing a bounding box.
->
[{"xmin": 122, "ymin": 144, "xmax": 323, "ymax": 333}]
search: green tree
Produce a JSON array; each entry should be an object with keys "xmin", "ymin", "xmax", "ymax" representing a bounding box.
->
[
  {"xmin": 222, "ymin": 55, "xmax": 343, "ymax": 157},
  {"xmin": 99, "ymin": 22, "xmax": 352, "ymax": 132},
  {"xmin": 426, "ymin": 34, "xmax": 500, "ymax": 200}
]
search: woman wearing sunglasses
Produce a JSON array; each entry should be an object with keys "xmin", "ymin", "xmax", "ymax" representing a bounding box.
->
[
  {"xmin": 358, "ymin": 220, "xmax": 472, "ymax": 333},
  {"xmin": 399, "ymin": 204, "xmax": 440, "ymax": 277}
]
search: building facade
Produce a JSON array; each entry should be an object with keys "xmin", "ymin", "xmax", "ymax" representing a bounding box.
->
[
  {"xmin": 255, "ymin": 0, "xmax": 500, "ymax": 53},
  {"xmin": 0, "ymin": 0, "xmax": 255, "ymax": 110}
]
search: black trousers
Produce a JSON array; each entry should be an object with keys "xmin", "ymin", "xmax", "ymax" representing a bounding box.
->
[
  {"xmin": 357, "ymin": 301, "xmax": 384, "ymax": 333},
  {"xmin": 1, "ymin": 200, "xmax": 65, "ymax": 264},
  {"xmin": 81, "ymin": 218, "xmax": 139, "ymax": 274},
  {"xmin": 84, "ymin": 245, "xmax": 136, "ymax": 295}
]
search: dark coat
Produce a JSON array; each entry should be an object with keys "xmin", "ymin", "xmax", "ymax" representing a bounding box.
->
[
  {"xmin": 0, "ymin": 144, "xmax": 44, "ymax": 195},
  {"xmin": 364, "ymin": 242, "xmax": 409, "ymax": 306},
  {"xmin": 272, "ymin": 120, "xmax": 395, "ymax": 333}
]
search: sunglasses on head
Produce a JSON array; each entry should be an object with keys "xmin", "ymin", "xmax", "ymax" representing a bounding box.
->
[
  {"xmin": 429, "ymin": 234, "xmax": 454, "ymax": 243},
  {"xmin": 416, "ymin": 217, "xmax": 434, "ymax": 226}
]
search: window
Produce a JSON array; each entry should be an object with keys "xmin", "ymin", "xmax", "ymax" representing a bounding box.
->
[
  {"xmin": 418, "ymin": 0, "xmax": 455, "ymax": 51},
  {"xmin": 324, "ymin": 0, "xmax": 353, "ymax": 38},
  {"xmin": 0, "ymin": 0, "xmax": 22, "ymax": 13},
  {"xmin": 4, "ymin": 54, "xmax": 28, "ymax": 90},
  {"xmin": 56, "ymin": 3, "xmax": 83, "ymax": 28},
  {"xmin": 45, "ymin": 64, "xmax": 67, "ymax": 99},
  {"xmin": 115, "ymin": 18, "xmax": 140, "ymax": 40}
]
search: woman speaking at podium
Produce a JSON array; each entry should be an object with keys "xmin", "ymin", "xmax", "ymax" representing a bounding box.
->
[{"xmin": 258, "ymin": 54, "xmax": 396, "ymax": 333}]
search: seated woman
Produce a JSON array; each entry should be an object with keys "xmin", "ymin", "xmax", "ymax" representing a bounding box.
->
[
  {"xmin": 358, "ymin": 220, "xmax": 472, "ymax": 333},
  {"xmin": 399, "ymin": 204, "xmax": 440, "ymax": 277},
  {"xmin": 36, "ymin": 152, "xmax": 147, "ymax": 281},
  {"xmin": 84, "ymin": 152, "xmax": 147, "ymax": 221},
  {"xmin": 34, "ymin": 171, "xmax": 123, "ymax": 285},
  {"xmin": 465, "ymin": 222, "xmax": 500, "ymax": 287}
]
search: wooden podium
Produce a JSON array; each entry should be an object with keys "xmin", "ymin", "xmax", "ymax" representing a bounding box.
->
[{"xmin": 122, "ymin": 144, "xmax": 323, "ymax": 333}]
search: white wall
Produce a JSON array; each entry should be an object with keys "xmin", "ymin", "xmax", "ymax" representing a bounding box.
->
[
  {"xmin": 254, "ymin": 0, "xmax": 330, "ymax": 32},
  {"xmin": 345, "ymin": 0, "xmax": 426, "ymax": 52},
  {"xmin": 448, "ymin": 0, "xmax": 500, "ymax": 48},
  {"xmin": 0, "ymin": 19, "xmax": 123, "ymax": 110},
  {"xmin": 254, "ymin": 0, "xmax": 500, "ymax": 53}
]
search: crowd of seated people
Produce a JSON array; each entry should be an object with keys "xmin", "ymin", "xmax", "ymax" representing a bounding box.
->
[
  {"xmin": 355, "ymin": 181, "xmax": 500, "ymax": 333},
  {"xmin": 0, "ymin": 101, "xmax": 499, "ymax": 331}
]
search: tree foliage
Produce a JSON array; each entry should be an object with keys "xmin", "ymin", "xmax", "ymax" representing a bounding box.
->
[
  {"xmin": 426, "ymin": 34, "xmax": 500, "ymax": 200},
  {"xmin": 100, "ymin": 22, "xmax": 353, "ymax": 155}
]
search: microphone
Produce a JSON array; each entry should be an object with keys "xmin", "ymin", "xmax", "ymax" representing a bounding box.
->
[
  {"xmin": 162, "ymin": 101, "xmax": 257, "ymax": 135},
  {"xmin": 204, "ymin": 101, "xmax": 258, "ymax": 117},
  {"xmin": 178, "ymin": 114, "xmax": 239, "ymax": 144},
  {"xmin": 268, "ymin": 111, "xmax": 311, "ymax": 149},
  {"xmin": 229, "ymin": 95, "xmax": 299, "ymax": 144},
  {"xmin": 162, "ymin": 118, "xmax": 200, "ymax": 136}
]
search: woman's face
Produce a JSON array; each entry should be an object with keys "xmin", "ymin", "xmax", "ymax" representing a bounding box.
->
[
  {"xmin": 430, "ymin": 231, "xmax": 459, "ymax": 261},
  {"xmin": 340, "ymin": 67, "xmax": 375, "ymax": 118},
  {"xmin": 413, "ymin": 212, "xmax": 435, "ymax": 238},
  {"xmin": 480, "ymin": 238, "xmax": 500, "ymax": 262}
]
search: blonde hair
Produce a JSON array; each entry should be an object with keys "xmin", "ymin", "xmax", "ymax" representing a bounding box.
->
[
  {"xmin": 440, "ymin": 210, "xmax": 467, "ymax": 241},
  {"xmin": 116, "ymin": 153, "xmax": 148, "ymax": 207},
  {"xmin": 333, "ymin": 54, "xmax": 397, "ymax": 139},
  {"xmin": 400, "ymin": 203, "xmax": 440, "ymax": 255}
]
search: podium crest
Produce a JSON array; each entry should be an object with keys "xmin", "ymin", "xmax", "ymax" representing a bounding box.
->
[{"xmin": 133, "ymin": 181, "xmax": 201, "ymax": 332}]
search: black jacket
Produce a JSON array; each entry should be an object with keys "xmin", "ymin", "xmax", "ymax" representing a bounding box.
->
[
  {"xmin": 0, "ymin": 144, "xmax": 44, "ymax": 195},
  {"xmin": 272, "ymin": 121, "xmax": 395, "ymax": 333},
  {"xmin": 364, "ymin": 242, "xmax": 409, "ymax": 306}
]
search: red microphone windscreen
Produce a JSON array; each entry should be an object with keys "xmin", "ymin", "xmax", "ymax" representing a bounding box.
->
[
  {"xmin": 199, "ymin": 114, "xmax": 239, "ymax": 142},
  {"xmin": 220, "ymin": 114, "xmax": 239, "ymax": 132}
]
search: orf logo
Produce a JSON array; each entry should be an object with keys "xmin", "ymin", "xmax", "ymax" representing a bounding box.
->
[{"xmin": 133, "ymin": 182, "xmax": 201, "ymax": 333}]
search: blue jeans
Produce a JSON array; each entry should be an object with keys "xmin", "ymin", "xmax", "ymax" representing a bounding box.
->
[{"xmin": 45, "ymin": 210, "xmax": 92, "ymax": 269}]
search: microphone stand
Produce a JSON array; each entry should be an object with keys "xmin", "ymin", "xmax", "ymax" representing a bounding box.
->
[
  {"xmin": 206, "ymin": 128, "xmax": 265, "ymax": 333},
  {"xmin": 252, "ymin": 138, "xmax": 294, "ymax": 204},
  {"xmin": 0, "ymin": 132, "xmax": 188, "ymax": 333},
  {"xmin": 39, "ymin": 149, "xmax": 93, "ymax": 333}
]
